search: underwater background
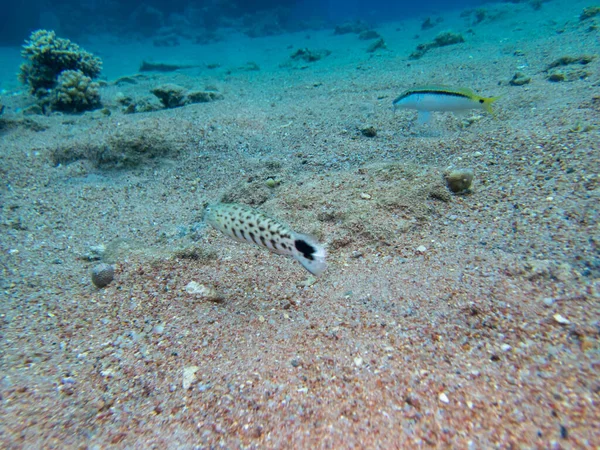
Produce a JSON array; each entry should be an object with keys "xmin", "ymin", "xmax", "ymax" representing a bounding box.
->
[{"xmin": 1, "ymin": 0, "xmax": 599, "ymax": 448}]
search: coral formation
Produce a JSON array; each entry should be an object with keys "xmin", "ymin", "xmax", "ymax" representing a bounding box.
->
[
  {"xmin": 18, "ymin": 30, "xmax": 102, "ymax": 112},
  {"xmin": 19, "ymin": 30, "xmax": 102, "ymax": 96},
  {"xmin": 51, "ymin": 70, "xmax": 101, "ymax": 112}
]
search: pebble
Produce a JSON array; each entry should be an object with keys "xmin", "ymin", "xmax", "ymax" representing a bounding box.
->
[
  {"xmin": 183, "ymin": 366, "xmax": 200, "ymax": 389},
  {"xmin": 416, "ymin": 245, "xmax": 427, "ymax": 254},
  {"xmin": 501, "ymin": 343, "xmax": 512, "ymax": 352},
  {"xmin": 185, "ymin": 281, "xmax": 223, "ymax": 302},
  {"xmin": 360, "ymin": 193, "xmax": 372, "ymax": 200},
  {"xmin": 354, "ymin": 357, "xmax": 363, "ymax": 367},
  {"xmin": 553, "ymin": 313, "xmax": 570, "ymax": 325},
  {"xmin": 439, "ymin": 392, "xmax": 450, "ymax": 403},
  {"xmin": 542, "ymin": 297, "xmax": 555, "ymax": 307},
  {"xmin": 91, "ymin": 263, "xmax": 115, "ymax": 288}
]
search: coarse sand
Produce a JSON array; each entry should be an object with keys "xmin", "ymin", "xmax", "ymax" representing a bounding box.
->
[{"xmin": 1, "ymin": 0, "xmax": 599, "ymax": 448}]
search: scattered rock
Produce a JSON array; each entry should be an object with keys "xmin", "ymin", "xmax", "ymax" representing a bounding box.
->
[
  {"xmin": 361, "ymin": 126, "xmax": 377, "ymax": 137},
  {"xmin": 186, "ymin": 90, "xmax": 224, "ymax": 103},
  {"xmin": 421, "ymin": 17, "xmax": 443, "ymax": 30},
  {"xmin": 334, "ymin": 21, "xmax": 371, "ymax": 35},
  {"xmin": 359, "ymin": 30, "xmax": 381, "ymax": 40},
  {"xmin": 290, "ymin": 48, "xmax": 331, "ymax": 63},
  {"xmin": 185, "ymin": 281, "xmax": 223, "ymax": 302},
  {"xmin": 151, "ymin": 84, "xmax": 223, "ymax": 109},
  {"xmin": 91, "ymin": 263, "xmax": 115, "ymax": 288},
  {"xmin": 151, "ymin": 84, "xmax": 187, "ymax": 108},
  {"xmin": 366, "ymin": 38, "xmax": 386, "ymax": 53},
  {"xmin": 542, "ymin": 297, "xmax": 555, "ymax": 307},
  {"xmin": 182, "ymin": 366, "xmax": 199, "ymax": 389},
  {"xmin": 553, "ymin": 313, "xmax": 570, "ymax": 325},
  {"xmin": 510, "ymin": 72, "xmax": 531, "ymax": 86},
  {"xmin": 415, "ymin": 245, "xmax": 427, "ymax": 254},
  {"xmin": 140, "ymin": 61, "xmax": 197, "ymax": 72},
  {"xmin": 239, "ymin": 61, "xmax": 260, "ymax": 71},
  {"xmin": 439, "ymin": 392, "xmax": 450, "ymax": 403},
  {"xmin": 547, "ymin": 55, "xmax": 595, "ymax": 69},
  {"xmin": 410, "ymin": 31, "xmax": 465, "ymax": 59},
  {"xmin": 580, "ymin": 6, "xmax": 600, "ymax": 21},
  {"xmin": 444, "ymin": 169, "xmax": 474, "ymax": 193}
]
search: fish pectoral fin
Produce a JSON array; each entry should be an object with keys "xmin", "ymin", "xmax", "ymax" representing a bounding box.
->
[{"xmin": 417, "ymin": 111, "xmax": 431, "ymax": 125}]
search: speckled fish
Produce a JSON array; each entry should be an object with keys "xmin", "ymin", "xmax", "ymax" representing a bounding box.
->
[
  {"xmin": 392, "ymin": 85, "xmax": 499, "ymax": 124},
  {"xmin": 204, "ymin": 203, "xmax": 327, "ymax": 276}
]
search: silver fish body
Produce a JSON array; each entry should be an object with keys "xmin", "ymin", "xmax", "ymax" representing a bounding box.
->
[{"xmin": 204, "ymin": 203, "xmax": 327, "ymax": 276}]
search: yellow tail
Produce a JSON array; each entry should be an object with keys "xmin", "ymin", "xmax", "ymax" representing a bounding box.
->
[{"xmin": 481, "ymin": 96, "xmax": 501, "ymax": 115}]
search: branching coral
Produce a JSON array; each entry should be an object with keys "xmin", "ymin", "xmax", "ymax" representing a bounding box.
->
[
  {"xmin": 51, "ymin": 70, "xmax": 101, "ymax": 112},
  {"xmin": 18, "ymin": 29, "xmax": 102, "ymax": 109}
]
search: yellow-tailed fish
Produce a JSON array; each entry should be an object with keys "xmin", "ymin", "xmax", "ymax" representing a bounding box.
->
[
  {"xmin": 204, "ymin": 203, "xmax": 327, "ymax": 276},
  {"xmin": 392, "ymin": 85, "xmax": 500, "ymax": 124}
]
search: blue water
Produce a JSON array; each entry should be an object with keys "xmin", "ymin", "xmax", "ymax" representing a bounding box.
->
[{"xmin": 1, "ymin": 0, "xmax": 489, "ymax": 44}]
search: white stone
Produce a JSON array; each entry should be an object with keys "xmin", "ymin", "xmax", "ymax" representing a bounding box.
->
[
  {"xmin": 553, "ymin": 314, "xmax": 570, "ymax": 325},
  {"xmin": 183, "ymin": 366, "xmax": 200, "ymax": 390}
]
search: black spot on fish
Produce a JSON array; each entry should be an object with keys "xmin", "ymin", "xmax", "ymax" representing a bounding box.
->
[
  {"xmin": 281, "ymin": 233, "xmax": 291, "ymax": 239},
  {"xmin": 248, "ymin": 223, "xmax": 254, "ymax": 227},
  {"xmin": 295, "ymin": 239, "xmax": 316, "ymax": 261},
  {"xmin": 249, "ymin": 232, "xmax": 257, "ymax": 244},
  {"xmin": 260, "ymin": 236, "xmax": 267, "ymax": 246},
  {"xmin": 259, "ymin": 226, "xmax": 265, "ymax": 232},
  {"xmin": 270, "ymin": 239, "xmax": 278, "ymax": 249},
  {"xmin": 240, "ymin": 229, "xmax": 246, "ymax": 239}
]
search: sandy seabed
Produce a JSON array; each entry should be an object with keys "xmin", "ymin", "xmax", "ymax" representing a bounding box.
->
[{"xmin": 1, "ymin": 0, "xmax": 599, "ymax": 448}]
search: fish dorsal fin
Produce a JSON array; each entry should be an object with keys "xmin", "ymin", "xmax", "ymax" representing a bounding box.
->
[{"xmin": 407, "ymin": 85, "xmax": 477, "ymax": 99}]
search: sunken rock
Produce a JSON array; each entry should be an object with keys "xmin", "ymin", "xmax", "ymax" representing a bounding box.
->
[
  {"xmin": 359, "ymin": 30, "xmax": 381, "ymax": 40},
  {"xmin": 151, "ymin": 84, "xmax": 223, "ymax": 108},
  {"xmin": 334, "ymin": 20, "xmax": 370, "ymax": 35},
  {"xmin": 445, "ymin": 169, "xmax": 474, "ymax": 193},
  {"xmin": 410, "ymin": 31, "xmax": 465, "ymax": 59},
  {"xmin": 187, "ymin": 90, "xmax": 223, "ymax": 103},
  {"xmin": 361, "ymin": 126, "xmax": 377, "ymax": 137},
  {"xmin": 185, "ymin": 281, "xmax": 223, "ymax": 303},
  {"xmin": 151, "ymin": 84, "xmax": 187, "ymax": 108},
  {"xmin": 366, "ymin": 38, "xmax": 386, "ymax": 53},
  {"xmin": 580, "ymin": 6, "xmax": 600, "ymax": 21},
  {"xmin": 510, "ymin": 72, "xmax": 531, "ymax": 86},
  {"xmin": 91, "ymin": 263, "xmax": 115, "ymax": 288},
  {"xmin": 291, "ymin": 48, "xmax": 331, "ymax": 63}
]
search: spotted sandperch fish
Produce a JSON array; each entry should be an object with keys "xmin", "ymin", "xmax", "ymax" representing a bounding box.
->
[
  {"xmin": 393, "ymin": 85, "xmax": 500, "ymax": 124},
  {"xmin": 204, "ymin": 203, "xmax": 327, "ymax": 276}
]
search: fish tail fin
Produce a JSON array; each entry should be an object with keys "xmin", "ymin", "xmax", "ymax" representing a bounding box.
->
[
  {"xmin": 292, "ymin": 234, "xmax": 327, "ymax": 276},
  {"xmin": 482, "ymin": 96, "xmax": 501, "ymax": 116}
]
